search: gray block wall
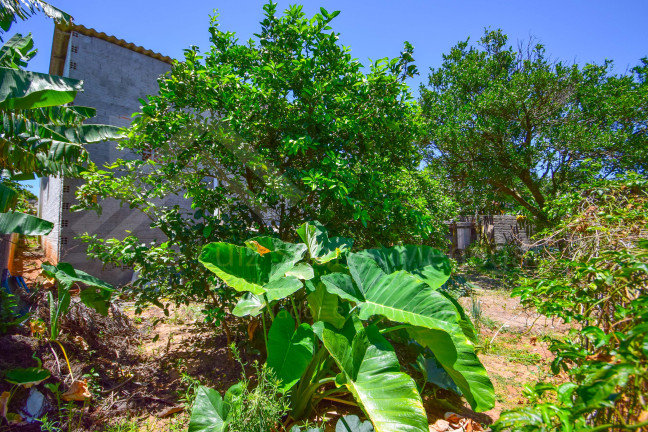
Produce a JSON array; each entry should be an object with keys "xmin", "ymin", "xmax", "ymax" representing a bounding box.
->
[
  {"xmin": 39, "ymin": 175, "xmax": 63, "ymax": 262},
  {"xmin": 41, "ymin": 29, "xmax": 174, "ymax": 286}
]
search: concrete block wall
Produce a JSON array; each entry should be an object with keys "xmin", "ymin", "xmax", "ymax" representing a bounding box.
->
[
  {"xmin": 39, "ymin": 176, "xmax": 63, "ymax": 263},
  {"xmin": 40, "ymin": 29, "xmax": 175, "ymax": 286}
]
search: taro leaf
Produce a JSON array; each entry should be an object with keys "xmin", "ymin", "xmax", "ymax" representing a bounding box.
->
[
  {"xmin": 41, "ymin": 262, "xmax": 113, "ymax": 290},
  {"xmin": 408, "ymin": 327, "xmax": 494, "ymax": 412},
  {"xmin": 42, "ymin": 262, "xmax": 113, "ymax": 316},
  {"xmin": 79, "ymin": 287, "xmax": 111, "ymax": 316},
  {"xmin": 313, "ymin": 320, "xmax": 428, "ymax": 432},
  {"xmin": 336, "ymin": 415, "xmax": 374, "ymax": 432},
  {"xmin": 245, "ymin": 236, "xmax": 307, "ymax": 265},
  {"xmin": 354, "ymin": 245, "xmax": 451, "ymax": 289},
  {"xmin": 286, "ymin": 262, "xmax": 314, "ymax": 280},
  {"xmin": 417, "ymin": 354, "xmax": 461, "ymax": 395},
  {"xmin": 232, "ymin": 292, "xmax": 266, "ymax": 317},
  {"xmin": 321, "ymin": 272, "xmax": 363, "ymax": 303},
  {"xmin": 343, "ymin": 252, "xmax": 494, "ymax": 412},
  {"xmin": 267, "ymin": 310, "xmax": 315, "ymax": 392},
  {"xmin": 199, "ymin": 239, "xmax": 306, "ymax": 295},
  {"xmin": 307, "ymin": 282, "xmax": 346, "ymax": 329},
  {"xmin": 297, "ymin": 221, "xmax": 353, "ymax": 264},
  {"xmin": 188, "ymin": 386, "xmax": 228, "ymax": 432},
  {"xmin": 264, "ymin": 276, "xmax": 304, "ymax": 303},
  {"xmin": 439, "ymin": 291, "xmax": 478, "ymax": 344},
  {"xmin": 0, "ymin": 68, "xmax": 81, "ymax": 109},
  {"xmin": 0, "ymin": 211, "xmax": 53, "ymax": 235},
  {"xmin": 5, "ymin": 367, "xmax": 50, "ymax": 388}
]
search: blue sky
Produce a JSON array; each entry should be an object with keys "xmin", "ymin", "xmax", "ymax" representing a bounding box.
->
[{"xmin": 10, "ymin": 0, "xmax": 648, "ymax": 192}]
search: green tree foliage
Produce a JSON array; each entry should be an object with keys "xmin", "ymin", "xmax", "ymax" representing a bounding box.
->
[
  {"xmin": 495, "ymin": 174, "xmax": 648, "ymax": 431},
  {"xmin": 0, "ymin": 0, "xmax": 70, "ymax": 39},
  {"xmin": 74, "ymin": 3, "xmax": 449, "ymax": 317},
  {"xmin": 420, "ymin": 30, "xmax": 648, "ymax": 224},
  {"xmin": 78, "ymin": 2, "xmax": 429, "ymax": 243}
]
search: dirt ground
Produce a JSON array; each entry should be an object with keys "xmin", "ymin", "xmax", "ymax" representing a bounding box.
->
[
  {"xmin": 458, "ymin": 271, "xmax": 570, "ymax": 420},
  {"xmin": 2, "ymin": 242, "xmax": 569, "ymax": 431}
]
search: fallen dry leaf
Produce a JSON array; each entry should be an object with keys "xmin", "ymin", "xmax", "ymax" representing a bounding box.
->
[
  {"xmin": 73, "ymin": 336, "xmax": 89, "ymax": 350},
  {"xmin": 30, "ymin": 320, "xmax": 46, "ymax": 338},
  {"xmin": 61, "ymin": 380, "xmax": 91, "ymax": 401},
  {"xmin": 430, "ymin": 419, "xmax": 450, "ymax": 431},
  {"xmin": 444, "ymin": 412, "xmax": 462, "ymax": 426},
  {"xmin": 638, "ymin": 410, "xmax": 648, "ymax": 423},
  {"xmin": 443, "ymin": 412, "xmax": 484, "ymax": 432},
  {"xmin": 0, "ymin": 391, "xmax": 9, "ymax": 418},
  {"xmin": 248, "ymin": 318, "xmax": 259, "ymax": 341},
  {"xmin": 158, "ymin": 405, "xmax": 184, "ymax": 418},
  {"xmin": 530, "ymin": 336, "xmax": 537, "ymax": 345},
  {"xmin": 585, "ymin": 352, "xmax": 617, "ymax": 363}
]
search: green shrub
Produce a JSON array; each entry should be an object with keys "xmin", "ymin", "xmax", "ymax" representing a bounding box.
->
[{"xmin": 495, "ymin": 175, "xmax": 648, "ymax": 431}]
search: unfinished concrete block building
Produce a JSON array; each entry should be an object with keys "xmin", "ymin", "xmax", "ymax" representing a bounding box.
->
[{"xmin": 39, "ymin": 23, "xmax": 174, "ymax": 285}]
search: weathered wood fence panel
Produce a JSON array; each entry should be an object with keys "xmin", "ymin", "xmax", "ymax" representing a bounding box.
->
[{"xmin": 447, "ymin": 215, "xmax": 534, "ymax": 256}]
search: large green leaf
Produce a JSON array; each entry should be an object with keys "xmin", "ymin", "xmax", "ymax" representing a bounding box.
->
[
  {"xmin": 320, "ymin": 272, "xmax": 364, "ymax": 303},
  {"xmin": 408, "ymin": 327, "xmax": 494, "ymax": 412},
  {"xmin": 313, "ymin": 320, "xmax": 428, "ymax": 432},
  {"xmin": 297, "ymin": 221, "xmax": 353, "ymax": 264},
  {"xmin": 4, "ymin": 366, "xmax": 50, "ymax": 388},
  {"xmin": 286, "ymin": 262, "xmax": 315, "ymax": 280},
  {"xmin": 188, "ymin": 386, "xmax": 228, "ymax": 432},
  {"xmin": 354, "ymin": 245, "xmax": 451, "ymax": 289},
  {"xmin": 264, "ymin": 276, "xmax": 304, "ymax": 302},
  {"xmin": 232, "ymin": 292, "xmax": 266, "ymax": 317},
  {"xmin": 42, "ymin": 262, "xmax": 113, "ymax": 290},
  {"xmin": 199, "ymin": 239, "xmax": 306, "ymax": 295},
  {"xmin": 416, "ymin": 353, "xmax": 461, "ymax": 395},
  {"xmin": 42, "ymin": 262, "xmax": 114, "ymax": 316},
  {"xmin": 330, "ymin": 251, "xmax": 494, "ymax": 412},
  {"xmin": 45, "ymin": 123, "xmax": 124, "ymax": 143},
  {"xmin": 0, "ymin": 182, "xmax": 18, "ymax": 212},
  {"xmin": 0, "ymin": 34, "xmax": 35, "ymax": 68},
  {"xmin": 267, "ymin": 310, "xmax": 315, "ymax": 391},
  {"xmin": 307, "ymin": 282, "xmax": 346, "ymax": 329},
  {"xmin": 0, "ymin": 67, "xmax": 81, "ymax": 109},
  {"xmin": 336, "ymin": 415, "xmax": 374, "ymax": 432},
  {"xmin": 0, "ymin": 1, "xmax": 70, "ymax": 36},
  {"xmin": 0, "ymin": 211, "xmax": 53, "ymax": 234}
]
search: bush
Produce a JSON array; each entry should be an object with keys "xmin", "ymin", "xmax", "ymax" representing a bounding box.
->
[{"xmin": 495, "ymin": 174, "xmax": 648, "ymax": 431}]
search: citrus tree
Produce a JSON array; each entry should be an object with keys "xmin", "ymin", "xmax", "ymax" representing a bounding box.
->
[{"xmin": 74, "ymin": 3, "xmax": 445, "ymax": 320}]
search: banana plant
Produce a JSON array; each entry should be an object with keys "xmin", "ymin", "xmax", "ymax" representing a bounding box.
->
[
  {"xmin": 198, "ymin": 221, "xmax": 495, "ymax": 431},
  {"xmin": 0, "ymin": 32, "xmax": 123, "ymax": 237}
]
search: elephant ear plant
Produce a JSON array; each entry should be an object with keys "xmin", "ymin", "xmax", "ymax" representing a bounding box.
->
[{"xmin": 193, "ymin": 221, "xmax": 494, "ymax": 431}]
